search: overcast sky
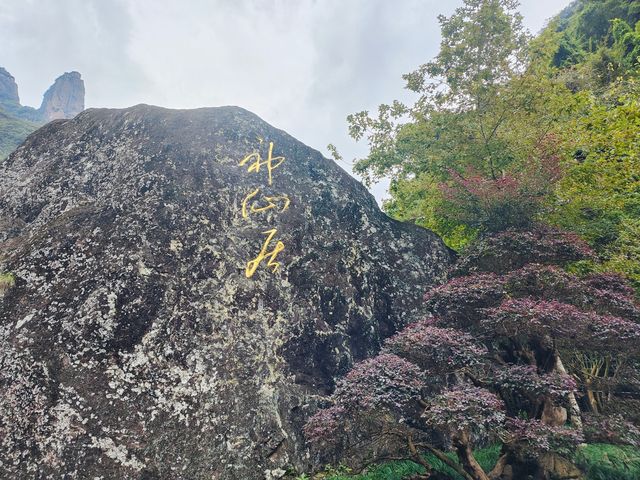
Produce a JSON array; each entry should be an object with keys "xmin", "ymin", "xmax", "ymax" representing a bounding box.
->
[{"xmin": 0, "ymin": 0, "xmax": 573, "ymax": 201}]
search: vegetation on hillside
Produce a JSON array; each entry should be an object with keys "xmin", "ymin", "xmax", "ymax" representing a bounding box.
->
[
  {"xmin": 305, "ymin": 229, "xmax": 640, "ymax": 479},
  {"xmin": 341, "ymin": 0, "xmax": 640, "ymax": 291},
  {"xmin": 309, "ymin": 1, "xmax": 640, "ymax": 478},
  {"xmin": 0, "ymin": 109, "xmax": 38, "ymax": 159}
]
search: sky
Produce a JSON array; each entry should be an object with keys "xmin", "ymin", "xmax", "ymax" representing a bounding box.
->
[{"xmin": 0, "ymin": 0, "xmax": 574, "ymax": 202}]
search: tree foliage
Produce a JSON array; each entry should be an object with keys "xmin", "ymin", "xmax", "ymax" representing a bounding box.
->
[
  {"xmin": 313, "ymin": 0, "xmax": 640, "ymax": 476},
  {"xmin": 345, "ymin": 0, "xmax": 640, "ymax": 291},
  {"xmin": 305, "ymin": 229, "xmax": 640, "ymax": 478},
  {"xmin": 347, "ymin": 0, "xmax": 573, "ymax": 247},
  {"xmin": 552, "ymin": 0, "xmax": 640, "ymax": 69},
  {"xmin": 551, "ymin": 79, "xmax": 640, "ymax": 290}
]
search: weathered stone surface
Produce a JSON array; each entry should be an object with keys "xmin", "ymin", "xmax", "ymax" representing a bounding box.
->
[
  {"xmin": 0, "ymin": 104, "xmax": 453, "ymax": 479},
  {"xmin": 37, "ymin": 71, "xmax": 85, "ymax": 121}
]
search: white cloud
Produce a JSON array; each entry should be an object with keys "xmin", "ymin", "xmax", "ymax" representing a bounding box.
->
[{"xmin": 0, "ymin": 0, "xmax": 150, "ymax": 108}]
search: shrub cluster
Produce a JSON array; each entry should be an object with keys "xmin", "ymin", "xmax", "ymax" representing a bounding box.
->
[{"xmin": 304, "ymin": 229, "xmax": 640, "ymax": 480}]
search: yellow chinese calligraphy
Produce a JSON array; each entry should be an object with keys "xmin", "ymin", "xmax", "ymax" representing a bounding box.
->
[
  {"xmin": 241, "ymin": 188, "xmax": 291, "ymax": 218},
  {"xmin": 245, "ymin": 229, "xmax": 285, "ymax": 278},
  {"xmin": 238, "ymin": 141, "xmax": 285, "ymax": 186}
]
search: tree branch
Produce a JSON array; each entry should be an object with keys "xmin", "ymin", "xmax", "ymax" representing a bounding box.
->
[{"xmin": 414, "ymin": 443, "xmax": 475, "ymax": 480}]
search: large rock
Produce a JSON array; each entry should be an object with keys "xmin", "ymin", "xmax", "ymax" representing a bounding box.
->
[
  {"xmin": 37, "ymin": 71, "xmax": 85, "ymax": 121},
  {"xmin": 0, "ymin": 105, "xmax": 453, "ymax": 479}
]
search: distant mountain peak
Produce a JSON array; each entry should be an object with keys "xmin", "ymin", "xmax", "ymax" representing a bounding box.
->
[
  {"xmin": 38, "ymin": 71, "xmax": 85, "ymax": 121},
  {"xmin": 0, "ymin": 67, "xmax": 20, "ymax": 106},
  {"xmin": 0, "ymin": 68, "xmax": 86, "ymax": 158},
  {"xmin": 0, "ymin": 67, "xmax": 85, "ymax": 122}
]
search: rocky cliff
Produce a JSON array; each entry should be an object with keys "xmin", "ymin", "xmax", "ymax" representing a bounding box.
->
[
  {"xmin": 0, "ymin": 68, "xmax": 85, "ymax": 158},
  {"xmin": 0, "ymin": 105, "xmax": 453, "ymax": 479},
  {"xmin": 0, "ymin": 67, "xmax": 20, "ymax": 105},
  {"xmin": 37, "ymin": 71, "xmax": 85, "ymax": 121}
]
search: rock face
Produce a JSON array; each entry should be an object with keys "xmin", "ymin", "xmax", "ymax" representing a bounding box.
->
[
  {"xmin": 37, "ymin": 71, "xmax": 85, "ymax": 121},
  {"xmin": 0, "ymin": 105, "xmax": 453, "ymax": 479},
  {"xmin": 0, "ymin": 67, "xmax": 85, "ymax": 123},
  {"xmin": 0, "ymin": 67, "xmax": 20, "ymax": 105},
  {"xmin": 0, "ymin": 67, "xmax": 85, "ymax": 158}
]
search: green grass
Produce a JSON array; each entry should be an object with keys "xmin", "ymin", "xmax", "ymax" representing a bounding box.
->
[
  {"xmin": 421, "ymin": 443, "xmax": 502, "ymax": 480},
  {"xmin": 0, "ymin": 272, "xmax": 16, "ymax": 291},
  {"xmin": 576, "ymin": 444, "xmax": 640, "ymax": 480},
  {"xmin": 308, "ymin": 444, "xmax": 501, "ymax": 480},
  {"xmin": 302, "ymin": 443, "xmax": 640, "ymax": 480},
  {"xmin": 315, "ymin": 460, "xmax": 424, "ymax": 480},
  {"xmin": 0, "ymin": 110, "xmax": 39, "ymax": 159},
  {"xmin": 0, "ymin": 273, "xmax": 16, "ymax": 298}
]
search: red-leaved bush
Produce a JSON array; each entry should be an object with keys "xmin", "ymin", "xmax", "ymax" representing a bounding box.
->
[
  {"xmin": 452, "ymin": 228, "xmax": 594, "ymax": 276},
  {"xmin": 439, "ymin": 146, "xmax": 562, "ymax": 233},
  {"xmin": 424, "ymin": 264, "xmax": 640, "ymax": 331},
  {"xmin": 303, "ymin": 405, "xmax": 346, "ymax": 446},
  {"xmin": 492, "ymin": 365, "xmax": 577, "ymax": 403},
  {"xmin": 582, "ymin": 414, "xmax": 640, "ymax": 447},
  {"xmin": 423, "ymin": 385, "xmax": 505, "ymax": 439},
  {"xmin": 333, "ymin": 354, "xmax": 426, "ymax": 410},
  {"xmin": 303, "ymin": 354, "xmax": 427, "ymax": 457},
  {"xmin": 505, "ymin": 418, "xmax": 584, "ymax": 459},
  {"xmin": 504, "ymin": 264, "xmax": 640, "ymax": 320},
  {"xmin": 383, "ymin": 322, "xmax": 488, "ymax": 374},
  {"xmin": 583, "ymin": 272, "xmax": 638, "ymax": 298},
  {"xmin": 483, "ymin": 298, "xmax": 640, "ymax": 351},
  {"xmin": 304, "ymin": 228, "xmax": 638, "ymax": 480},
  {"xmin": 424, "ymin": 273, "xmax": 506, "ymax": 326}
]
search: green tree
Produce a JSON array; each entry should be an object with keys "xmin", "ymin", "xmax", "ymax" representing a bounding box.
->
[
  {"xmin": 347, "ymin": 0, "xmax": 573, "ymax": 248},
  {"xmin": 552, "ymin": 78, "xmax": 640, "ymax": 290},
  {"xmin": 612, "ymin": 18, "xmax": 640, "ymax": 71},
  {"xmin": 343, "ymin": 0, "xmax": 640, "ymax": 293}
]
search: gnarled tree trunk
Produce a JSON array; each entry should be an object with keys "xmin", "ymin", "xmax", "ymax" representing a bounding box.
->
[
  {"xmin": 541, "ymin": 400, "xmax": 567, "ymax": 426},
  {"xmin": 453, "ymin": 432, "xmax": 490, "ymax": 480},
  {"xmin": 554, "ymin": 354, "xmax": 583, "ymax": 431}
]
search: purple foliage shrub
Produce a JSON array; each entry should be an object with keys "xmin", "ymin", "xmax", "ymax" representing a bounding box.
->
[
  {"xmin": 304, "ymin": 227, "xmax": 638, "ymax": 476},
  {"xmin": 583, "ymin": 272, "xmax": 637, "ymax": 298},
  {"xmin": 504, "ymin": 264, "xmax": 640, "ymax": 320},
  {"xmin": 492, "ymin": 365, "xmax": 577, "ymax": 403},
  {"xmin": 423, "ymin": 386, "xmax": 506, "ymax": 439},
  {"xmin": 483, "ymin": 298, "xmax": 640, "ymax": 351},
  {"xmin": 424, "ymin": 264, "xmax": 640, "ymax": 330},
  {"xmin": 505, "ymin": 418, "xmax": 584, "ymax": 458},
  {"xmin": 424, "ymin": 273, "xmax": 505, "ymax": 327},
  {"xmin": 303, "ymin": 405, "xmax": 346, "ymax": 447},
  {"xmin": 452, "ymin": 228, "xmax": 594, "ymax": 276},
  {"xmin": 582, "ymin": 413, "xmax": 640, "ymax": 447},
  {"xmin": 333, "ymin": 353, "xmax": 426, "ymax": 411},
  {"xmin": 383, "ymin": 322, "xmax": 488, "ymax": 374}
]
